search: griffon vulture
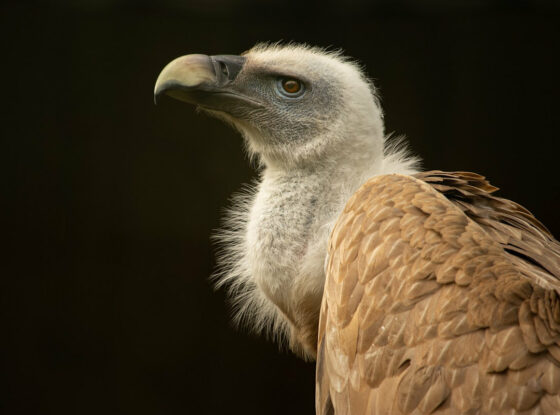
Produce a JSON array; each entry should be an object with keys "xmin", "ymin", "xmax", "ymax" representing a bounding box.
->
[{"xmin": 154, "ymin": 43, "xmax": 560, "ymax": 414}]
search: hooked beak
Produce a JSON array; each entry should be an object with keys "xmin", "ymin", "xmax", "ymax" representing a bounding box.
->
[{"xmin": 154, "ymin": 54, "xmax": 262, "ymax": 113}]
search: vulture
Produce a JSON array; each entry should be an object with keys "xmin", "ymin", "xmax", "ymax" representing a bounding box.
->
[{"xmin": 154, "ymin": 43, "xmax": 560, "ymax": 414}]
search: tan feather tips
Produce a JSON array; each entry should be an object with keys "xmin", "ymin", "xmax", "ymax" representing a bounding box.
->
[
  {"xmin": 416, "ymin": 170, "xmax": 560, "ymax": 288},
  {"xmin": 317, "ymin": 172, "xmax": 560, "ymax": 415}
]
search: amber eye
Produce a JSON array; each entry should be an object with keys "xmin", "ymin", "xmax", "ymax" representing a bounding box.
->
[
  {"xmin": 282, "ymin": 79, "xmax": 301, "ymax": 93},
  {"xmin": 276, "ymin": 78, "xmax": 305, "ymax": 98}
]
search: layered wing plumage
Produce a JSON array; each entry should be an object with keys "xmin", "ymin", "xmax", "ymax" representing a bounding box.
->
[{"xmin": 317, "ymin": 171, "xmax": 560, "ymax": 415}]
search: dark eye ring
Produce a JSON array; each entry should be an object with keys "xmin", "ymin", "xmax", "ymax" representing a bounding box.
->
[{"xmin": 276, "ymin": 78, "xmax": 305, "ymax": 98}]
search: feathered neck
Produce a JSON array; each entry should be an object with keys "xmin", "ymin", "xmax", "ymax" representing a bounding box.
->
[{"xmin": 213, "ymin": 135, "xmax": 420, "ymax": 358}]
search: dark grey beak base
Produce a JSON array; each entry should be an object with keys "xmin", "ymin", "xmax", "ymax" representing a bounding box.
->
[{"xmin": 154, "ymin": 54, "xmax": 247, "ymax": 106}]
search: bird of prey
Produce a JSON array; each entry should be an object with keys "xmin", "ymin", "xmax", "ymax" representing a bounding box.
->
[{"xmin": 154, "ymin": 43, "xmax": 560, "ymax": 414}]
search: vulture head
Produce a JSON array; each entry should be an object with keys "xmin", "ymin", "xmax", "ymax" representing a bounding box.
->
[{"xmin": 155, "ymin": 43, "xmax": 385, "ymax": 169}]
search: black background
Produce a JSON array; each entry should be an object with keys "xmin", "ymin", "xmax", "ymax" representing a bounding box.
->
[{"xmin": 3, "ymin": 1, "xmax": 560, "ymax": 414}]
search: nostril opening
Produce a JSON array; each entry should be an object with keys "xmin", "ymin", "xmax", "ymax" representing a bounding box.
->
[{"xmin": 219, "ymin": 61, "xmax": 228, "ymax": 77}]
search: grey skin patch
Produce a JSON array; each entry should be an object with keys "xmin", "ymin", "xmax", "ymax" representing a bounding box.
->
[{"xmin": 228, "ymin": 63, "xmax": 344, "ymax": 145}]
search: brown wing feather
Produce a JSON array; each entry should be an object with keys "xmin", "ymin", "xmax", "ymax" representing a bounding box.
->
[
  {"xmin": 317, "ymin": 172, "xmax": 560, "ymax": 415},
  {"xmin": 416, "ymin": 171, "xmax": 560, "ymax": 288}
]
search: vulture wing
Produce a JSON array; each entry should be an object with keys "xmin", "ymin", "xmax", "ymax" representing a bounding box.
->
[{"xmin": 317, "ymin": 171, "xmax": 560, "ymax": 414}]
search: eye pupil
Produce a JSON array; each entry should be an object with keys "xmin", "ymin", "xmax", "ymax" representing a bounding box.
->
[{"xmin": 282, "ymin": 79, "xmax": 301, "ymax": 94}]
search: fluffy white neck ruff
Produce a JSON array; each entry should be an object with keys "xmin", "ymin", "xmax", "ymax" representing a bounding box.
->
[{"xmin": 214, "ymin": 131, "xmax": 420, "ymax": 358}]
